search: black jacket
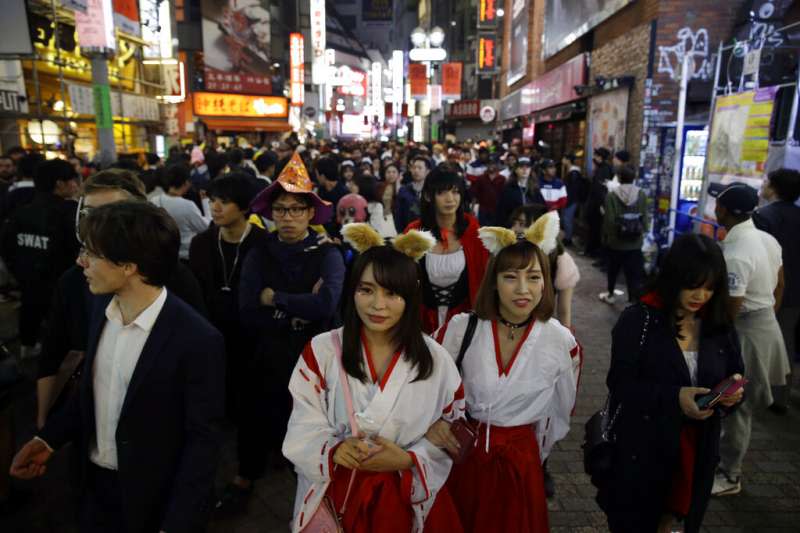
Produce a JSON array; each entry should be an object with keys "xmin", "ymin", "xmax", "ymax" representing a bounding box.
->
[
  {"xmin": 39, "ymin": 292, "xmax": 225, "ymax": 533},
  {"xmin": 495, "ymin": 180, "xmax": 545, "ymax": 227},
  {"xmin": 38, "ymin": 262, "xmax": 207, "ymax": 380},
  {"xmin": 598, "ymin": 303, "xmax": 744, "ymax": 533}
]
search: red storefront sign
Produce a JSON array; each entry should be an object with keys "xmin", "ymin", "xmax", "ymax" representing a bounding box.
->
[
  {"xmin": 520, "ymin": 53, "xmax": 587, "ymax": 114},
  {"xmin": 448, "ymin": 99, "xmax": 480, "ymax": 119}
]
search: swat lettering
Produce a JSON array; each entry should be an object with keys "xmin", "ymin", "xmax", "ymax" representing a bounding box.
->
[{"xmin": 17, "ymin": 233, "xmax": 50, "ymax": 250}]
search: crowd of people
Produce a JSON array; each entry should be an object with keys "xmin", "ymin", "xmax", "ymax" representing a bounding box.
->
[{"xmin": 0, "ymin": 136, "xmax": 796, "ymax": 533}]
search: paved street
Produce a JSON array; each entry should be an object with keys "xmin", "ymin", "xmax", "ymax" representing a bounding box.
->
[{"xmin": 3, "ymin": 253, "xmax": 799, "ymax": 533}]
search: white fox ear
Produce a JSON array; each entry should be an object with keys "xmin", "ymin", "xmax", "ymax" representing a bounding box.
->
[
  {"xmin": 525, "ymin": 211, "xmax": 559, "ymax": 255},
  {"xmin": 341, "ymin": 223, "xmax": 383, "ymax": 253},
  {"xmin": 392, "ymin": 230, "xmax": 437, "ymax": 262},
  {"xmin": 478, "ymin": 227, "xmax": 517, "ymax": 255}
]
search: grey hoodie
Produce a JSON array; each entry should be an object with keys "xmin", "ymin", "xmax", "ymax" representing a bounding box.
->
[{"xmin": 614, "ymin": 183, "xmax": 641, "ymax": 207}]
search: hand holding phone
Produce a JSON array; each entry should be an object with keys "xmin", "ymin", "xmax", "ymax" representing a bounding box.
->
[{"xmin": 696, "ymin": 375, "xmax": 747, "ymax": 410}]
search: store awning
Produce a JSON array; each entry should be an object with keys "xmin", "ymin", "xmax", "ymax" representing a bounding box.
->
[{"xmin": 201, "ymin": 117, "xmax": 291, "ymax": 132}]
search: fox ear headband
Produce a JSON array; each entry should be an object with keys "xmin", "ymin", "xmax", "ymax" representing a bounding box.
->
[
  {"xmin": 478, "ymin": 210, "xmax": 560, "ymax": 256},
  {"xmin": 341, "ymin": 223, "xmax": 436, "ymax": 262}
]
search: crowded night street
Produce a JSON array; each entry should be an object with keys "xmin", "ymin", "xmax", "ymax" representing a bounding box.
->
[{"xmin": 1, "ymin": 1, "xmax": 800, "ymax": 533}]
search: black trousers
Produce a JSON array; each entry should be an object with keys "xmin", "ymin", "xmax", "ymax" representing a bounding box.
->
[
  {"xmin": 80, "ymin": 463, "xmax": 126, "ymax": 533},
  {"xmin": 607, "ymin": 248, "xmax": 645, "ymax": 302}
]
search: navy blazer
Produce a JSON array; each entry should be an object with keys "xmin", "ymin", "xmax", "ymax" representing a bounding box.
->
[{"xmin": 39, "ymin": 291, "xmax": 226, "ymax": 533}]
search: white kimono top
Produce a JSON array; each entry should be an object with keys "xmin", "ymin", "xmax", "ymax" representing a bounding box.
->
[
  {"xmin": 438, "ymin": 313, "xmax": 580, "ymax": 460},
  {"xmin": 282, "ymin": 328, "xmax": 465, "ymax": 533}
]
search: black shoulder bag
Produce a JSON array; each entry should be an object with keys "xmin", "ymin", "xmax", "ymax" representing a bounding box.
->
[
  {"xmin": 582, "ymin": 306, "xmax": 650, "ymax": 487},
  {"xmin": 447, "ymin": 312, "xmax": 480, "ymax": 464}
]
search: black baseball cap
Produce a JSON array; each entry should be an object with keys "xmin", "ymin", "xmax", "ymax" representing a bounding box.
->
[
  {"xmin": 541, "ymin": 159, "xmax": 556, "ymax": 168},
  {"xmin": 708, "ymin": 182, "xmax": 758, "ymax": 215}
]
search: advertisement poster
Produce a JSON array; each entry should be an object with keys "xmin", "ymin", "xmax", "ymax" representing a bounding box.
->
[
  {"xmin": 201, "ymin": 0, "xmax": 273, "ymax": 95},
  {"xmin": 477, "ymin": 34, "xmax": 498, "ymax": 73},
  {"xmin": 707, "ymin": 87, "xmax": 777, "ymax": 181},
  {"xmin": 507, "ymin": 0, "xmax": 529, "ymax": 86},
  {"xmin": 544, "ymin": 0, "xmax": 634, "ymax": 58},
  {"xmin": 113, "ymin": 0, "xmax": 140, "ymax": 36},
  {"xmin": 589, "ymin": 88, "xmax": 629, "ymax": 154},
  {"xmin": 442, "ymin": 62, "xmax": 462, "ymax": 100},
  {"xmin": 409, "ymin": 63, "xmax": 427, "ymax": 100},
  {"xmin": 362, "ymin": 0, "xmax": 393, "ymax": 22}
]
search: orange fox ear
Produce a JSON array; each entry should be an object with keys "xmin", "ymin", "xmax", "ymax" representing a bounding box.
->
[
  {"xmin": 524, "ymin": 211, "xmax": 559, "ymax": 255},
  {"xmin": 341, "ymin": 223, "xmax": 384, "ymax": 253},
  {"xmin": 392, "ymin": 230, "xmax": 437, "ymax": 262},
  {"xmin": 478, "ymin": 226, "xmax": 517, "ymax": 255}
]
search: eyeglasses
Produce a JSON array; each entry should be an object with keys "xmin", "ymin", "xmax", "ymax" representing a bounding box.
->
[
  {"xmin": 272, "ymin": 205, "xmax": 309, "ymax": 218},
  {"xmin": 78, "ymin": 247, "xmax": 102, "ymax": 261}
]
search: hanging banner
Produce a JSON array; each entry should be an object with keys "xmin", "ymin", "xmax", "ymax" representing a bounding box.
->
[
  {"xmin": 708, "ymin": 86, "xmax": 777, "ymax": 182},
  {"xmin": 289, "ymin": 33, "xmax": 305, "ymax": 107},
  {"xmin": 477, "ymin": 34, "xmax": 498, "ymax": 73},
  {"xmin": 409, "ymin": 63, "xmax": 427, "ymax": 100},
  {"xmin": 478, "ymin": 0, "xmax": 499, "ymax": 28},
  {"xmin": 310, "ymin": 0, "xmax": 326, "ymax": 84},
  {"xmin": 442, "ymin": 62, "xmax": 462, "ymax": 100},
  {"xmin": 193, "ymin": 92, "xmax": 288, "ymax": 118}
]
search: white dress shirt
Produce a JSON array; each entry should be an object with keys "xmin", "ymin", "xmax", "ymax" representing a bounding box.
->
[{"xmin": 90, "ymin": 288, "xmax": 168, "ymax": 470}]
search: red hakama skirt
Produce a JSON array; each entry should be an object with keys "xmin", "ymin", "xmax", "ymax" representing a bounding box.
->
[
  {"xmin": 327, "ymin": 466, "xmax": 463, "ymax": 533},
  {"xmin": 447, "ymin": 423, "xmax": 549, "ymax": 533}
]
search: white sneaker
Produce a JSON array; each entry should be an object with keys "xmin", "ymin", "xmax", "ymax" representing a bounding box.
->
[
  {"xmin": 598, "ymin": 292, "xmax": 616, "ymax": 304},
  {"xmin": 711, "ymin": 471, "xmax": 741, "ymax": 496}
]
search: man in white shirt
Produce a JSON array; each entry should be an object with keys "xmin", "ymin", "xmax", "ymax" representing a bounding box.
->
[
  {"xmin": 708, "ymin": 182, "xmax": 788, "ymax": 497},
  {"xmin": 151, "ymin": 164, "xmax": 210, "ymax": 260},
  {"xmin": 10, "ymin": 201, "xmax": 225, "ymax": 533}
]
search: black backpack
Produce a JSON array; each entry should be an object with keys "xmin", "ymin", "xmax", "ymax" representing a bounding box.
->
[{"xmin": 613, "ymin": 193, "xmax": 644, "ymax": 240}]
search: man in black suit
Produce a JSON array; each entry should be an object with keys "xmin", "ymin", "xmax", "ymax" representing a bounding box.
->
[{"xmin": 10, "ymin": 201, "xmax": 225, "ymax": 533}]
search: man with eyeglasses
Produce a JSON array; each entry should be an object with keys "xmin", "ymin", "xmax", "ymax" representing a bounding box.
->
[
  {"xmin": 35, "ymin": 170, "xmax": 207, "ymax": 430},
  {"xmin": 216, "ymin": 152, "xmax": 344, "ymax": 515}
]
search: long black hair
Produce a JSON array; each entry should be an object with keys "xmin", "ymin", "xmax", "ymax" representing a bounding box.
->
[
  {"xmin": 341, "ymin": 246, "xmax": 433, "ymax": 383},
  {"xmin": 419, "ymin": 164, "xmax": 469, "ymax": 241},
  {"xmin": 649, "ymin": 233, "xmax": 732, "ymax": 337}
]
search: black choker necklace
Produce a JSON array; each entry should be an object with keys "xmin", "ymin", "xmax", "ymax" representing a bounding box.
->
[{"xmin": 498, "ymin": 316, "xmax": 533, "ymax": 340}]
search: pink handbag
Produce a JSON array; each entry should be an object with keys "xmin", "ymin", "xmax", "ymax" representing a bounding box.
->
[{"xmin": 303, "ymin": 331, "xmax": 358, "ymax": 533}]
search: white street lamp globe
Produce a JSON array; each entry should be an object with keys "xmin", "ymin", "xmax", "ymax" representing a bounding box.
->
[
  {"xmin": 497, "ymin": 8, "xmax": 505, "ymax": 17},
  {"xmin": 429, "ymin": 26, "xmax": 445, "ymax": 47},
  {"xmin": 410, "ymin": 27, "xmax": 427, "ymax": 47}
]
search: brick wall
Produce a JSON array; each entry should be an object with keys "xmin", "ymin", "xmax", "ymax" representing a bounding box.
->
[
  {"xmin": 590, "ymin": 22, "xmax": 652, "ymax": 165},
  {"xmin": 500, "ymin": 0, "xmax": 545, "ymax": 97}
]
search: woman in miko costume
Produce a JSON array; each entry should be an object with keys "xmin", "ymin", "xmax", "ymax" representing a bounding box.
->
[
  {"xmin": 428, "ymin": 211, "xmax": 580, "ymax": 533},
  {"xmin": 282, "ymin": 223, "xmax": 465, "ymax": 533},
  {"xmin": 405, "ymin": 165, "xmax": 488, "ymax": 334}
]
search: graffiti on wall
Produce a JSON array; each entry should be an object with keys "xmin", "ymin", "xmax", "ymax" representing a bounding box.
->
[{"xmin": 657, "ymin": 27, "xmax": 713, "ymax": 81}]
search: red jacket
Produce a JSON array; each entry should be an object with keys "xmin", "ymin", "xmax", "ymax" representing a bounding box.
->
[
  {"xmin": 405, "ymin": 213, "xmax": 488, "ymax": 333},
  {"xmin": 472, "ymin": 172, "xmax": 507, "ymax": 215}
]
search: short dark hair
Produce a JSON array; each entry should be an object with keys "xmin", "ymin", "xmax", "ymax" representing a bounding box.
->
[
  {"xmin": 81, "ymin": 201, "xmax": 180, "ymax": 287},
  {"xmin": 474, "ymin": 241, "xmax": 555, "ymax": 322},
  {"xmin": 209, "ymin": 173, "xmax": 257, "ymax": 211},
  {"xmin": 228, "ymin": 148, "xmax": 244, "ymax": 166},
  {"xmin": 563, "ymin": 153, "xmax": 577, "ymax": 163},
  {"xmin": 243, "ymin": 147, "xmax": 255, "ymax": 160},
  {"xmin": 648, "ymin": 233, "xmax": 732, "ymax": 337},
  {"xmin": 618, "ymin": 164, "xmax": 637, "ymax": 184},
  {"xmin": 273, "ymin": 191, "xmax": 312, "ymax": 208},
  {"xmin": 614, "ymin": 150, "xmax": 631, "ymax": 163},
  {"xmin": 411, "ymin": 155, "xmax": 431, "ymax": 169},
  {"xmin": 145, "ymin": 152, "xmax": 160, "ymax": 166},
  {"xmin": 83, "ymin": 169, "xmax": 147, "ymax": 200},
  {"xmin": 6, "ymin": 146, "xmax": 26, "ymax": 158},
  {"xmin": 315, "ymin": 157, "xmax": 339, "ymax": 183},
  {"xmin": 34, "ymin": 158, "xmax": 77, "ymax": 192},
  {"xmin": 18, "ymin": 153, "xmax": 45, "ymax": 179},
  {"xmin": 354, "ymin": 175, "xmax": 378, "ymax": 202},
  {"xmin": 112, "ymin": 157, "xmax": 142, "ymax": 172},
  {"xmin": 163, "ymin": 164, "xmax": 190, "ymax": 190},
  {"xmin": 767, "ymin": 168, "xmax": 800, "ymax": 202},
  {"xmin": 255, "ymin": 151, "xmax": 278, "ymax": 173},
  {"xmin": 341, "ymin": 246, "xmax": 433, "ymax": 383}
]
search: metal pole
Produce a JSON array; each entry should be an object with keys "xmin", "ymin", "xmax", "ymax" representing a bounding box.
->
[
  {"xmin": 51, "ymin": 0, "xmax": 69, "ymax": 152},
  {"xmin": 668, "ymin": 54, "xmax": 690, "ymax": 246},
  {"xmin": 695, "ymin": 41, "xmax": 724, "ymax": 231},
  {"xmin": 91, "ymin": 55, "xmax": 117, "ymax": 167}
]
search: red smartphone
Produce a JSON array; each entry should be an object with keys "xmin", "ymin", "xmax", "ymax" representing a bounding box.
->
[{"xmin": 696, "ymin": 377, "xmax": 748, "ymax": 410}]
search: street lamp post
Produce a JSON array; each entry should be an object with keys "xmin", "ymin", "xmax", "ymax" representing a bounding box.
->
[{"xmin": 409, "ymin": 26, "xmax": 447, "ymax": 143}]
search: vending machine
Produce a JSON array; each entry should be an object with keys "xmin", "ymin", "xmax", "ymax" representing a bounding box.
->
[{"xmin": 674, "ymin": 125, "xmax": 709, "ymax": 234}]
